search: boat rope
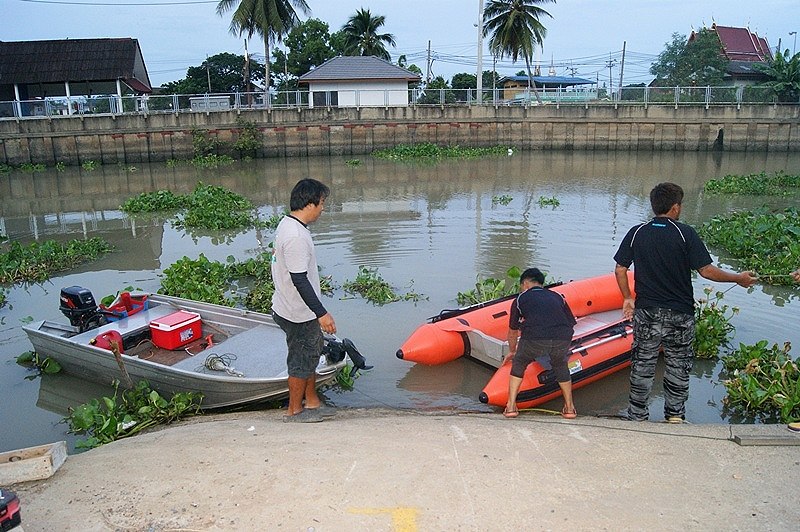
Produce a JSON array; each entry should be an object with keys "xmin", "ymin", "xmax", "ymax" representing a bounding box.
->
[{"xmin": 203, "ymin": 353, "xmax": 244, "ymax": 377}]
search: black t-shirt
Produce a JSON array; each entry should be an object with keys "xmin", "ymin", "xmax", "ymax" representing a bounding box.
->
[
  {"xmin": 614, "ymin": 216, "xmax": 712, "ymax": 315},
  {"xmin": 509, "ymin": 286, "xmax": 576, "ymax": 341}
]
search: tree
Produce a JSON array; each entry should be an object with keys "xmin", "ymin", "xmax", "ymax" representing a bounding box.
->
[
  {"xmin": 274, "ymin": 18, "xmax": 338, "ymax": 78},
  {"xmin": 650, "ymin": 30, "xmax": 728, "ymax": 87},
  {"xmin": 417, "ymin": 76, "xmax": 456, "ymax": 104},
  {"xmin": 216, "ymin": 0, "xmax": 310, "ymax": 96},
  {"xmin": 451, "ymin": 73, "xmax": 477, "ymax": 101},
  {"xmin": 340, "ymin": 8, "xmax": 396, "ymax": 60},
  {"xmin": 755, "ymin": 49, "xmax": 800, "ymax": 102},
  {"xmin": 483, "ymin": 0, "xmax": 554, "ymax": 104},
  {"xmin": 161, "ymin": 52, "xmax": 264, "ymax": 94}
]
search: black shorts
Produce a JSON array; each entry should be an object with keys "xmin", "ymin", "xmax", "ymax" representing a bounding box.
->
[
  {"xmin": 511, "ymin": 337, "xmax": 572, "ymax": 382},
  {"xmin": 273, "ymin": 312, "xmax": 323, "ymax": 379}
]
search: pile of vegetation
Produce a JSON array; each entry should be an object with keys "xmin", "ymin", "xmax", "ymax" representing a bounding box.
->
[
  {"xmin": 456, "ymin": 267, "xmax": 523, "ymax": 306},
  {"xmin": 121, "ymin": 182, "xmax": 262, "ymax": 231},
  {"xmin": 342, "ymin": 266, "xmax": 425, "ymax": 305},
  {"xmin": 722, "ymin": 341, "xmax": 799, "ymax": 423},
  {"xmin": 0, "ymin": 237, "xmax": 114, "ymax": 283},
  {"xmin": 699, "ymin": 207, "xmax": 800, "ymax": 285},
  {"xmin": 66, "ymin": 380, "xmax": 202, "ymax": 449},
  {"xmin": 373, "ymin": 143, "xmax": 512, "ymax": 161},
  {"xmin": 693, "ymin": 287, "xmax": 739, "ymax": 359},
  {"xmin": 703, "ymin": 171, "xmax": 800, "ymax": 196}
]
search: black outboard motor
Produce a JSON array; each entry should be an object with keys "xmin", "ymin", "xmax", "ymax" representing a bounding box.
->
[
  {"xmin": 59, "ymin": 286, "xmax": 106, "ymax": 332},
  {"xmin": 323, "ymin": 337, "xmax": 373, "ymax": 374}
]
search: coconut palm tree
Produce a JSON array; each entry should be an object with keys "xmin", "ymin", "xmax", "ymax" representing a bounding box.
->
[
  {"xmin": 482, "ymin": 0, "xmax": 554, "ymax": 104},
  {"xmin": 340, "ymin": 8, "xmax": 396, "ymax": 61},
  {"xmin": 216, "ymin": 0, "xmax": 310, "ymax": 103},
  {"xmin": 756, "ymin": 49, "xmax": 800, "ymax": 102}
]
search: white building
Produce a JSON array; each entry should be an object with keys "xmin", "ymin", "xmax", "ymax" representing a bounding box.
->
[{"xmin": 298, "ymin": 56, "xmax": 421, "ymax": 108}]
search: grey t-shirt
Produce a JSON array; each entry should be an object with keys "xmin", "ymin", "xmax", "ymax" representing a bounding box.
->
[{"xmin": 271, "ymin": 216, "xmax": 322, "ymax": 323}]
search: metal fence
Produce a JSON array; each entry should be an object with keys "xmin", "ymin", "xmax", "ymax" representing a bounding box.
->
[{"xmin": 0, "ymin": 86, "xmax": 796, "ymax": 119}]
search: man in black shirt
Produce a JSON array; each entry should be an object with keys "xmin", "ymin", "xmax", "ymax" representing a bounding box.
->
[
  {"xmin": 614, "ymin": 182, "xmax": 756, "ymax": 423},
  {"xmin": 504, "ymin": 268, "xmax": 577, "ymax": 419}
]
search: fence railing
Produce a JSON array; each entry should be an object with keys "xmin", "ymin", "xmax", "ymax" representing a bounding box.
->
[{"xmin": 0, "ymin": 86, "xmax": 795, "ymax": 119}]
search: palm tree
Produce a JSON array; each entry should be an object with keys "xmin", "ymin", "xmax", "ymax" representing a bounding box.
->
[
  {"xmin": 216, "ymin": 0, "xmax": 310, "ymax": 103},
  {"xmin": 340, "ymin": 8, "xmax": 396, "ymax": 61},
  {"xmin": 483, "ymin": 0, "xmax": 554, "ymax": 104}
]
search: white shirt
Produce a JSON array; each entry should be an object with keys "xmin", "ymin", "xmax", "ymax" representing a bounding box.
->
[{"xmin": 271, "ymin": 215, "xmax": 322, "ymax": 323}]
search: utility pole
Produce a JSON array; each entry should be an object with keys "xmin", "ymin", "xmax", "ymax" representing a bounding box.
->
[
  {"xmin": 243, "ymin": 39, "xmax": 251, "ymax": 104},
  {"xmin": 605, "ymin": 55, "xmax": 617, "ymax": 97},
  {"xmin": 426, "ymin": 40, "xmax": 432, "ymax": 83},
  {"xmin": 205, "ymin": 55, "xmax": 212, "ymax": 93},
  {"xmin": 617, "ymin": 41, "xmax": 626, "ymax": 99},
  {"xmin": 791, "ymin": 31, "xmax": 797, "ymax": 55},
  {"xmin": 476, "ymin": 0, "xmax": 483, "ymax": 102}
]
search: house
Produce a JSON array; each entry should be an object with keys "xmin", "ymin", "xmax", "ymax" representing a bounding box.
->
[
  {"xmin": 298, "ymin": 56, "xmax": 420, "ymax": 108},
  {"xmin": 0, "ymin": 38, "xmax": 151, "ymax": 117},
  {"xmin": 689, "ymin": 23, "xmax": 773, "ymax": 87},
  {"xmin": 499, "ymin": 74, "xmax": 595, "ymax": 101}
]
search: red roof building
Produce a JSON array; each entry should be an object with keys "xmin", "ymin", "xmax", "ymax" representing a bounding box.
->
[{"xmin": 689, "ymin": 23, "xmax": 773, "ymax": 86}]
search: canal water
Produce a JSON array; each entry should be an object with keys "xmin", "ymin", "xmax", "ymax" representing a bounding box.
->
[{"xmin": 2, "ymin": 149, "xmax": 799, "ymax": 453}]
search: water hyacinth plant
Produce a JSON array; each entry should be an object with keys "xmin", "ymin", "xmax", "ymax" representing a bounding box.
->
[
  {"xmin": 372, "ymin": 142, "xmax": 513, "ymax": 161},
  {"xmin": 342, "ymin": 266, "xmax": 425, "ymax": 305},
  {"xmin": 0, "ymin": 238, "xmax": 114, "ymax": 283},
  {"xmin": 703, "ymin": 171, "xmax": 800, "ymax": 196},
  {"xmin": 694, "ymin": 286, "xmax": 739, "ymax": 359},
  {"xmin": 456, "ymin": 266, "xmax": 522, "ymax": 306}
]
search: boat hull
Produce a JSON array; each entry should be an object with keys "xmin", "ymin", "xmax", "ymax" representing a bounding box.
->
[
  {"xmin": 23, "ymin": 294, "xmax": 346, "ymax": 409},
  {"xmin": 397, "ymin": 272, "xmax": 633, "ymax": 366}
]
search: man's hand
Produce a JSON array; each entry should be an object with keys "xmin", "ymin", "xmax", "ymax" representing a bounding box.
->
[
  {"xmin": 622, "ymin": 297, "xmax": 635, "ymax": 320},
  {"xmin": 738, "ymin": 271, "xmax": 758, "ymax": 288},
  {"xmin": 792, "ymin": 269, "xmax": 800, "ymax": 283},
  {"xmin": 319, "ymin": 313, "xmax": 336, "ymax": 334}
]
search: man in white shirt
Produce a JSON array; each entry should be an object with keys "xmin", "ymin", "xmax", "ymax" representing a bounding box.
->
[{"xmin": 272, "ymin": 179, "xmax": 337, "ymax": 423}]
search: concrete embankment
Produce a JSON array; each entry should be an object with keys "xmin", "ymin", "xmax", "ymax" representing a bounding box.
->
[
  {"xmin": 1, "ymin": 104, "xmax": 799, "ymax": 166},
  {"xmin": 10, "ymin": 409, "xmax": 800, "ymax": 531}
]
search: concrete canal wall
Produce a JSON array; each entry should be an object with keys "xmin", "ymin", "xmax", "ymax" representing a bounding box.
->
[{"xmin": 1, "ymin": 104, "xmax": 798, "ymax": 166}]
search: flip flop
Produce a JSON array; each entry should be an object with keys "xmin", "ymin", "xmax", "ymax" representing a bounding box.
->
[
  {"xmin": 788, "ymin": 422, "xmax": 800, "ymax": 433},
  {"xmin": 561, "ymin": 406, "xmax": 577, "ymax": 419},
  {"xmin": 503, "ymin": 407, "xmax": 519, "ymax": 418}
]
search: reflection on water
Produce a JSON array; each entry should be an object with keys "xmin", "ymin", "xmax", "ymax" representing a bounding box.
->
[{"xmin": 2, "ymin": 149, "xmax": 800, "ymax": 451}]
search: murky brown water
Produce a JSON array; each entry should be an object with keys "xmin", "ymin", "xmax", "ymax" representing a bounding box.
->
[{"xmin": 2, "ymin": 149, "xmax": 800, "ymax": 452}]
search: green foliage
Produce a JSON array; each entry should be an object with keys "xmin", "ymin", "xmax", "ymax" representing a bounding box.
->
[
  {"xmin": 0, "ymin": 163, "xmax": 11, "ymax": 174},
  {"xmin": 456, "ymin": 266, "xmax": 522, "ymax": 305},
  {"xmin": 19, "ymin": 162, "xmax": 46, "ymax": 172},
  {"xmin": 81, "ymin": 160, "xmax": 98, "ymax": 171},
  {"xmin": 0, "ymin": 287, "xmax": 6, "ymax": 307},
  {"xmin": 65, "ymin": 380, "xmax": 202, "ymax": 449},
  {"xmin": 190, "ymin": 154, "xmax": 235, "ymax": 168},
  {"xmin": 537, "ymin": 195, "xmax": 560, "ymax": 207},
  {"xmin": 755, "ymin": 49, "xmax": 800, "ymax": 102},
  {"xmin": 160, "ymin": 254, "xmax": 235, "ymax": 306},
  {"xmin": 334, "ymin": 364, "xmax": 359, "ymax": 390},
  {"xmin": 343, "ymin": 266, "xmax": 424, "ymax": 305},
  {"xmin": 161, "ymin": 52, "xmax": 265, "ymax": 94},
  {"xmin": 492, "ymin": 194, "xmax": 513, "ymax": 206},
  {"xmin": 233, "ymin": 118, "xmax": 263, "ymax": 157},
  {"xmin": 693, "ymin": 286, "xmax": 738, "ymax": 359},
  {"xmin": 703, "ymin": 171, "xmax": 800, "ymax": 196},
  {"xmin": 373, "ymin": 142, "xmax": 512, "ymax": 161},
  {"xmin": 191, "ymin": 128, "xmax": 226, "ymax": 157},
  {"xmin": 273, "ymin": 18, "xmax": 339, "ymax": 78},
  {"xmin": 55, "ymin": 162, "xmax": 66, "ymax": 172},
  {"xmin": 340, "ymin": 8, "xmax": 396, "ymax": 60},
  {"xmin": 15, "ymin": 350, "xmax": 62, "ymax": 379},
  {"xmin": 0, "ymin": 238, "xmax": 114, "ymax": 283},
  {"xmin": 699, "ymin": 207, "xmax": 800, "ymax": 285},
  {"xmin": 722, "ymin": 341, "xmax": 799, "ymax": 423},
  {"xmin": 416, "ymin": 76, "xmax": 457, "ymax": 104},
  {"xmin": 650, "ymin": 30, "xmax": 729, "ymax": 86},
  {"xmin": 345, "ymin": 159, "xmax": 362, "ymax": 166},
  {"xmin": 483, "ymin": 0, "xmax": 551, "ymax": 86},
  {"xmin": 177, "ymin": 182, "xmax": 258, "ymax": 230},
  {"xmin": 121, "ymin": 190, "xmax": 188, "ymax": 213}
]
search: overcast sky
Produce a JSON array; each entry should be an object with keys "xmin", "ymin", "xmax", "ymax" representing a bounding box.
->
[{"xmin": 3, "ymin": 0, "xmax": 798, "ymax": 87}]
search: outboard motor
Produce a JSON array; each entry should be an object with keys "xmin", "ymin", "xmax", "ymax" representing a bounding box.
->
[
  {"xmin": 59, "ymin": 286, "xmax": 106, "ymax": 332},
  {"xmin": 323, "ymin": 337, "xmax": 373, "ymax": 374}
]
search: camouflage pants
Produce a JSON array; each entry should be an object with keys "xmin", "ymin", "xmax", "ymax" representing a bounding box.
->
[{"xmin": 627, "ymin": 307, "xmax": 695, "ymax": 421}]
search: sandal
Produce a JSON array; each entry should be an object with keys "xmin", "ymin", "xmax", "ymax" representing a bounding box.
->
[
  {"xmin": 503, "ymin": 406, "xmax": 519, "ymax": 418},
  {"xmin": 561, "ymin": 406, "xmax": 577, "ymax": 419}
]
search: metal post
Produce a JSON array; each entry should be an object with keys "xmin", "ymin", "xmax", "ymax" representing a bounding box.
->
[{"xmin": 476, "ymin": 0, "xmax": 483, "ymax": 103}]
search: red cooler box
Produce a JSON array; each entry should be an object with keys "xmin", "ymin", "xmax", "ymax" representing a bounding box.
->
[{"xmin": 149, "ymin": 310, "xmax": 201, "ymax": 350}]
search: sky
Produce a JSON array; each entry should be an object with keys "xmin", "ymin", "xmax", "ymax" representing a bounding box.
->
[{"xmin": 2, "ymin": 0, "xmax": 798, "ymax": 88}]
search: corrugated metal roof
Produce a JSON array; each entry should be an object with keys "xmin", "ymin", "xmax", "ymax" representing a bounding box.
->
[
  {"xmin": 0, "ymin": 38, "xmax": 151, "ymax": 92},
  {"xmin": 500, "ymin": 75, "xmax": 594, "ymax": 86},
  {"xmin": 298, "ymin": 56, "xmax": 421, "ymax": 83}
]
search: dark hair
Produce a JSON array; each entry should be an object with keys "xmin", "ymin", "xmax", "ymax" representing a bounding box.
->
[
  {"xmin": 650, "ymin": 182, "xmax": 683, "ymax": 216},
  {"xmin": 520, "ymin": 267, "xmax": 545, "ymax": 285},
  {"xmin": 290, "ymin": 178, "xmax": 330, "ymax": 211}
]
